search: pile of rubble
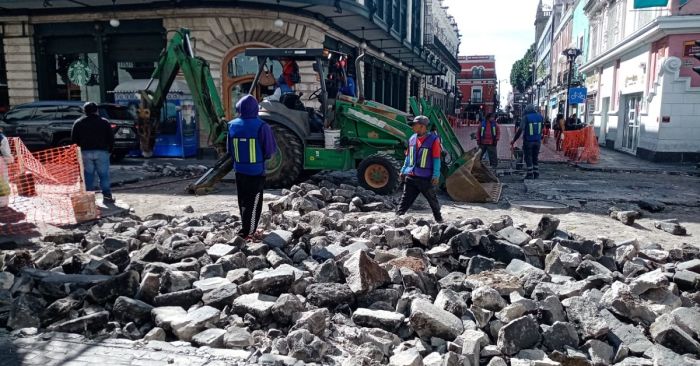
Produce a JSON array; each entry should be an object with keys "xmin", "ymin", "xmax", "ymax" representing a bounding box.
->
[
  {"xmin": 141, "ymin": 162, "xmax": 210, "ymax": 178},
  {"xmin": 1, "ymin": 188, "xmax": 699, "ymax": 365},
  {"xmin": 267, "ymin": 180, "xmax": 397, "ymax": 214}
]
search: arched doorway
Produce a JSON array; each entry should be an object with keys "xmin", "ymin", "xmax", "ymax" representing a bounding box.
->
[{"xmin": 222, "ymin": 43, "xmax": 282, "ymax": 120}]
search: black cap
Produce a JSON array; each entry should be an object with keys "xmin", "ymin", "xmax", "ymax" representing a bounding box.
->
[
  {"xmin": 83, "ymin": 102, "xmax": 98, "ymax": 115},
  {"xmin": 410, "ymin": 115, "xmax": 430, "ymax": 126}
]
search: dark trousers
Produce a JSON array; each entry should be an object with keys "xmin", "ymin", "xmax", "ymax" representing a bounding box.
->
[
  {"xmin": 482, "ymin": 144, "xmax": 498, "ymax": 168},
  {"xmin": 523, "ymin": 141, "xmax": 541, "ymax": 178},
  {"xmin": 235, "ymin": 172, "xmax": 266, "ymax": 237},
  {"xmin": 397, "ymin": 176, "xmax": 442, "ymax": 221}
]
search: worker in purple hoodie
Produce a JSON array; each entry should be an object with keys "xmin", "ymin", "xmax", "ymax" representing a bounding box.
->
[{"xmin": 228, "ymin": 95, "xmax": 277, "ymax": 240}]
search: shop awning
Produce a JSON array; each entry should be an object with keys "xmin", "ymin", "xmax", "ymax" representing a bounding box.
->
[{"xmin": 633, "ymin": 0, "xmax": 669, "ymax": 9}]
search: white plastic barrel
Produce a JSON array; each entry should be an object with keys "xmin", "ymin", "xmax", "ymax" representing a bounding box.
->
[{"xmin": 324, "ymin": 129, "xmax": 341, "ymax": 149}]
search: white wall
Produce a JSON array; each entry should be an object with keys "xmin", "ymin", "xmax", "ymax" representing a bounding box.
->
[{"xmin": 655, "ymin": 57, "xmax": 700, "ymax": 154}]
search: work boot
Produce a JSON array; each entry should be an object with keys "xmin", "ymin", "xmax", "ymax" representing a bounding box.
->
[
  {"xmin": 103, "ymin": 195, "xmax": 115, "ymax": 204},
  {"xmin": 523, "ymin": 173, "xmax": 534, "ymax": 180},
  {"xmin": 533, "ymin": 172, "xmax": 540, "ymax": 179}
]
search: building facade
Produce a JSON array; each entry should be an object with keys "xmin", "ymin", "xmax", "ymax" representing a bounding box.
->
[
  {"xmin": 580, "ymin": 0, "xmax": 700, "ymax": 161},
  {"xmin": 457, "ymin": 55, "xmax": 497, "ymax": 121},
  {"xmin": 422, "ymin": 0, "xmax": 461, "ymax": 115},
  {"xmin": 0, "ymin": 0, "xmax": 460, "ymax": 147},
  {"xmin": 534, "ymin": 1, "xmax": 554, "ymax": 116}
]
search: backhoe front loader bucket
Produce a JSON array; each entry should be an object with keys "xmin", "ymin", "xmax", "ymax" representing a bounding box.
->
[{"xmin": 445, "ymin": 148, "xmax": 502, "ymax": 203}]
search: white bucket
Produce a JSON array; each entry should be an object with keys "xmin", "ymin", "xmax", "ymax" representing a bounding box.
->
[{"xmin": 324, "ymin": 129, "xmax": 341, "ymax": 149}]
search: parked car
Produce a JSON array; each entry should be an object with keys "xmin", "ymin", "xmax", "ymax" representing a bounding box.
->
[{"xmin": 0, "ymin": 101, "xmax": 138, "ymax": 161}]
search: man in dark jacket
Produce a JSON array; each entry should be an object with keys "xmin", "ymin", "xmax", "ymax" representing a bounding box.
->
[
  {"xmin": 511, "ymin": 104, "xmax": 543, "ymax": 179},
  {"xmin": 71, "ymin": 102, "xmax": 115, "ymax": 203},
  {"xmin": 228, "ymin": 95, "xmax": 277, "ymax": 240},
  {"xmin": 396, "ymin": 115, "xmax": 443, "ymax": 223},
  {"xmin": 476, "ymin": 112, "xmax": 500, "ymax": 168}
]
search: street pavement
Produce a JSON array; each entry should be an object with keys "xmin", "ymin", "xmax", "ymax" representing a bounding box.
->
[{"xmin": 453, "ymin": 125, "xmax": 567, "ymax": 163}]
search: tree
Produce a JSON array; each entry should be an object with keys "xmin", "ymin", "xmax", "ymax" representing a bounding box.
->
[{"xmin": 510, "ymin": 44, "xmax": 536, "ymax": 93}]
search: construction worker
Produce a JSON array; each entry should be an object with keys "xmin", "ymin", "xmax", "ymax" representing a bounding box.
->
[
  {"xmin": 511, "ymin": 104, "xmax": 543, "ymax": 179},
  {"xmin": 476, "ymin": 112, "xmax": 500, "ymax": 168},
  {"xmin": 71, "ymin": 102, "xmax": 115, "ymax": 203},
  {"xmin": 396, "ymin": 115, "xmax": 443, "ymax": 223},
  {"xmin": 228, "ymin": 95, "xmax": 278, "ymax": 240}
]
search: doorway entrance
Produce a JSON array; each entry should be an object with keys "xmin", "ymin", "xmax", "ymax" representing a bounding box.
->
[
  {"xmin": 620, "ymin": 93, "xmax": 642, "ymax": 153},
  {"xmin": 598, "ymin": 97, "xmax": 609, "ymax": 145}
]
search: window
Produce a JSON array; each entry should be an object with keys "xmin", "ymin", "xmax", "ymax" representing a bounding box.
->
[
  {"xmin": 57, "ymin": 105, "xmax": 84, "ymax": 120},
  {"xmin": 3, "ymin": 107, "xmax": 34, "ymax": 123},
  {"xmin": 472, "ymin": 67, "xmax": 484, "ymax": 79},
  {"xmin": 33, "ymin": 106, "xmax": 58, "ymax": 121},
  {"xmin": 98, "ymin": 105, "xmax": 134, "ymax": 121},
  {"xmin": 472, "ymin": 88, "xmax": 482, "ymax": 103}
]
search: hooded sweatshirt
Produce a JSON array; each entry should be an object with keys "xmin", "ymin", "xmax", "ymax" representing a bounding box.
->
[{"xmin": 228, "ymin": 95, "xmax": 277, "ymax": 176}]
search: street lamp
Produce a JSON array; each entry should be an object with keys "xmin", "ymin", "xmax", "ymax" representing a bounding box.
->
[{"xmin": 562, "ymin": 47, "xmax": 582, "ymax": 119}]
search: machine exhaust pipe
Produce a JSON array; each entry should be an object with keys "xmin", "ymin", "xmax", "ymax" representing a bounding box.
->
[{"xmin": 355, "ymin": 50, "xmax": 366, "ymax": 101}]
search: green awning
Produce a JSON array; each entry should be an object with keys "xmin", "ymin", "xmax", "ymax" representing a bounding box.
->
[{"xmin": 634, "ymin": 0, "xmax": 669, "ymax": 8}]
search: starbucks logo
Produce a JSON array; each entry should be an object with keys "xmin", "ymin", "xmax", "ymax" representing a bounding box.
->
[{"xmin": 68, "ymin": 60, "xmax": 91, "ymax": 86}]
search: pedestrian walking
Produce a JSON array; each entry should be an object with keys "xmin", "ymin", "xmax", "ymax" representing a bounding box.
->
[
  {"xmin": 476, "ymin": 112, "xmax": 500, "ymax": 168},
  {"xmin": 511, "ymin": 104, "xmax": 543, "ymax": 179},
  {"xmin": 0, "ymin": 127, "xmax": 14, "ymax": 207},
  {"xmin": 554, "ymin": 113, "xmax": 565, "ymax": 151},
  {"xmin": 396, "ymin": 115, "xmax": 443, "ymax": 223},
  {"xmin": 71, "ymin": 102, "xmax": 115, "ymax": 203},
  {"xmin": 228, "ymin": 95, "xmax": 278, "ymax": 240}
]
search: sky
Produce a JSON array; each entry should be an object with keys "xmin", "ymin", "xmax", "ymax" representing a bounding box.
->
[{"xmin": 442, "ymin": 0, "xmax": 541, "ymax": 106}]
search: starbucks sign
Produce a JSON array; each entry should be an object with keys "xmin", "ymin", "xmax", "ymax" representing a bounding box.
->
[{"xmin": 68, "ymin": 60, "xmax": 91, "ymax": 86}]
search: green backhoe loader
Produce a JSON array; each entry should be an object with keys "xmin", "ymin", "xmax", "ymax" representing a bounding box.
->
[{"xmin": 137, "ymin": 28, "xmax": 500, "ymax": 202}]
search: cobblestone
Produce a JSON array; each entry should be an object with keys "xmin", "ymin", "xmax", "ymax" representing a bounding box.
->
[{"xmin": 0, "ymin": 331, "xmax": 250, "ymax": 366}]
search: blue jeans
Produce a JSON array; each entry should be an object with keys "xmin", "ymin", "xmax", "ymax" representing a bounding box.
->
[{"xmin": 82, "ymin": 150, "xmax": 111, "ymax": 197}]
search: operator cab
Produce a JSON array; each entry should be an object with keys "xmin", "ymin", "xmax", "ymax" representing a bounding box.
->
[{"xmin": 245, "ymin": 48, "xmax": 351, "ymax": 144}]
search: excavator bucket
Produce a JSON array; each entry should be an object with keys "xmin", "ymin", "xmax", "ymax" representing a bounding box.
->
[{"xmin": 445, "ymin": 148, "xmax": 502, "ymax": 203}]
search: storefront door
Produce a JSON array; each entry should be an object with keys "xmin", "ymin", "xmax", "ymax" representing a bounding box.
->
[{"xmin": 621, "ymin": 93, "xmax": 642, "ymax": 153}]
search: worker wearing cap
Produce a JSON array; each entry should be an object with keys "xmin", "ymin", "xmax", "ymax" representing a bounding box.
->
[
  {"xmin": 396, "ymin": 115, "xmax": 443, "ymax": 223},
  {"xmin": 229, "ymin": 95, "xmax": 278, "ymax": 240},
  {"xmin": 511, "ymin": 104, "xmax": 543, "ymax": 179}
]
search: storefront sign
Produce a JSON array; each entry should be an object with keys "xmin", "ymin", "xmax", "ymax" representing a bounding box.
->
[
  {"xmin": 625, "ymin": 74, "xmax": 641, "ymax": 88},
  {"xmin": 585, "ymin": 73, "xmax": 599, "ymax": 91},
  {"xmin": 568, "ymin": 87, "xmax": 587, "ymax": 104},
  {"xmin": 683, "ymin": 41, "xmax": 700, "ymax": 57},
  {"xmin": 68, "ymin": 60, "xmax": 90, "ymax": 86}
]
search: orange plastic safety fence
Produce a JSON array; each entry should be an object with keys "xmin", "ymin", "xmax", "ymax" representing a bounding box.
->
[
  {"xmin": 561, "ymin": 126, "xmax": 600, "ymax": 164},
  {"xmin": 1, "ymin": 137, "xmax": 98, "ymax": 235}
]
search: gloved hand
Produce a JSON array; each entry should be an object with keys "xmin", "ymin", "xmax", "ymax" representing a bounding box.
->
[
  {"xmin": 431, "ymin": 177, "xmax": 439, "ymax": 186},
  {"xmin": 399, "ymin": 173, "xmax": 406, "ymax": 183}
]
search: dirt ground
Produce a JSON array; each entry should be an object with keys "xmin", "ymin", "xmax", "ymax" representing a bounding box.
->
[{"xmin": 106, "ymin": 162, "xmax": 700, "ymax": 249}]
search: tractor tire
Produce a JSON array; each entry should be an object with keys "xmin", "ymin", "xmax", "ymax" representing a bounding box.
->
[
  {"xmin": 265, "ymin": 124, "xmax": 303, "ymax": 188},
  {"xmin": 357, "ymin": 153, "xmax": 402, "ymax": 195}
]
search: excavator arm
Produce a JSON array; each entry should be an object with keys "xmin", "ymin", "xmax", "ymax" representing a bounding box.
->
[{"xmin": 136, "ymin": 28, "xmax": 232, "ymax": 194}]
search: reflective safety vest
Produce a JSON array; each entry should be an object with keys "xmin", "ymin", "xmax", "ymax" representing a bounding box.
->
[
  {"xmin": 524, "ymin": 112, "xmax": 543, "ymax": 143},
  {"xmin": 480, "ymin": 121, "xmax": 497, "ymax": 144},
  {"xmin": 228, "ymin": 117, "xmax": 265, "ymax": 176},
  {"xmin": 407, "ymin": 133, "xmax": 438, "ymax": 178}
]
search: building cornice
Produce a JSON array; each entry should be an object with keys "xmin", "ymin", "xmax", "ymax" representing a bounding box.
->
[{"xmin": 580, "ymin": 15, "xmax": 700, "ymax": 73}]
